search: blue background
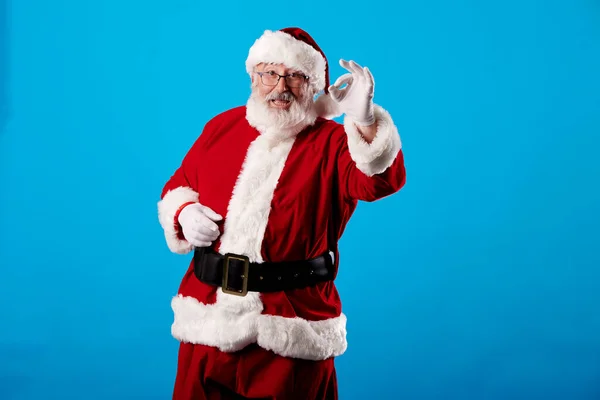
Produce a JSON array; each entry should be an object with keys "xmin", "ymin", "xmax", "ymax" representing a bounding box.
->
[{"xmin": 1, "ymin": 0, "xmax": 599, "ymax": 399}]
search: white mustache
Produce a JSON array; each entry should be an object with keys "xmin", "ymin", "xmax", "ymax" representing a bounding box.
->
[{"xmin": 266, "ymin": 91, "xmax": 295, "ymax": 102}]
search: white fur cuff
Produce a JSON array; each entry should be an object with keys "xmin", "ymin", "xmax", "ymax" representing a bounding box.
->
[
  {"xmin": 344, "ymin": 105, "xmax": 402, "ymax": 177},
  {"xmin": 157, "ymin": 186, "xmax": 199, "ymax": 254}
]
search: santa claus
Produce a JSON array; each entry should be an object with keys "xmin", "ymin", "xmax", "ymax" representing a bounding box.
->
[{"xmin": 157, "ymin": 27, "xmax": 406, "ymax": 399}]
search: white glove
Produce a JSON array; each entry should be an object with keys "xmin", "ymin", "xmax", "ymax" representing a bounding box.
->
[
  {"xmin": 178, "ymin": 203, "xmax": 223, "ymax": 247},
  {"xmin": 328, "ymin": 59, "xmax": 376, "ymax": 126}
]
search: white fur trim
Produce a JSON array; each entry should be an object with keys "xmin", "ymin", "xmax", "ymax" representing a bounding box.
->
[
  {"xmin": 171, "ymin": 295, "xmax": 347, "ymax": 361},
  {"xmin": 344, "ymin": 104, "xmax": 402, "ymax": 176},
  {"xmin": 157, "ymin": 186, "xmax": 199, "ymax": 254},
  {"xmin": 246, "ymin": 30, "xmax": 326, "ymax": 93},
  {"xmin": 171, "ymin": 294, "xmax": 262, "ymax": 353},
  {"xmin": 212, "ymin": 133, "xmax": 297, "ymax": 313},
  {"xmin": 314, "ymin": 93, "xmax": 343, "ymax": 120},
  {"xmin": 218, "ymin": 134, "xmax": 295, "ymax": 263}
]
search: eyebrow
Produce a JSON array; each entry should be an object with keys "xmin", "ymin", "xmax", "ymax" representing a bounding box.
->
[{"xmin": 263, "ymin": 64, "xmax": 278, "ymax": 72}]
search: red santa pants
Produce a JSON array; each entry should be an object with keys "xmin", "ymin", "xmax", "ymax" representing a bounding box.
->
[{"xmin": 172, "ymin": 342, "xmax": 338, "ymax": 400}]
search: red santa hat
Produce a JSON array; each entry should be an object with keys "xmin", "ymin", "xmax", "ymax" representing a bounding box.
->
[{"xmin": 245, "ymin": 27, "xmax": 342, "ymax": 119}]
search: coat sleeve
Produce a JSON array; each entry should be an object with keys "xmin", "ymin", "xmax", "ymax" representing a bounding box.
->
[
  {"xmin": 157, "ymin": 131, "xmax": 208, "ymax": 254},
  {"xmin": 335, "ymin": 104, "xmax": 406, "ymax": 202}
]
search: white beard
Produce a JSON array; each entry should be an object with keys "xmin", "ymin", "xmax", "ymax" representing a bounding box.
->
[{"xmin": 245, "ymin": 89, "xmax": 318, "ymax": 142}]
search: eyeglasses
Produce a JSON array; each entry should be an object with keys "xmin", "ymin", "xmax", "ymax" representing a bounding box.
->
[{"xmin": 255, "ymin": 71, "xmax": 309, "ymax": 88}]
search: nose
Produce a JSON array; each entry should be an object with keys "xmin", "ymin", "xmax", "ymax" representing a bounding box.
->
[{"xmin": 276, "ymin": 75, "xmax": 289, "ymax": 91}]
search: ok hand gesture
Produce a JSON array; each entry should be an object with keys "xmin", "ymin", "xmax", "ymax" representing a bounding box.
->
[{"xmin": 328, "ymin": 59, "xmax": 376, "ymax": 126}]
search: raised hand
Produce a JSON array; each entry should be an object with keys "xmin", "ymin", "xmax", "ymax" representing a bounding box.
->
[{"xmin": 328, "ymin": 59, "xmax": 376, "ymax": 126}]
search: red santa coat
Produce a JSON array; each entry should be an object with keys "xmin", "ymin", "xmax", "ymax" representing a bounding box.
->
[{"xmin": 158, "ymin": 103, "xmax": 405, "ymax": 362}]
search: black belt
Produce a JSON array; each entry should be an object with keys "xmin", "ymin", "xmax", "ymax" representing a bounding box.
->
[{"xmin": 193, "ymin": 247, "xmax": 335, "ymax": 296}]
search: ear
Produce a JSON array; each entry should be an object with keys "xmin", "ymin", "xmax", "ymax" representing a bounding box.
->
[{"xmin": 314, "ymin": 93, "xmax": 343, "ymax": 120}]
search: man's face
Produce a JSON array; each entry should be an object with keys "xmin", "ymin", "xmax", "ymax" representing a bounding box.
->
[
  {"xmin": 251, "ymin": 63, "xmax": 310, "ymax": 110},
  {"xmin": 246, "ymin": 62, "xmax": 317, "ymax": 136}
]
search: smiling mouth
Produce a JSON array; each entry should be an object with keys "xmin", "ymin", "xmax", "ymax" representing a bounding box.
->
[{"xmin": 270, "ymin": 99, "xmax": 291, "ymax": 108}]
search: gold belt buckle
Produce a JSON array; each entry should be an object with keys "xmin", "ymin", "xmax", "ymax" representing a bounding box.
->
[{"xmin": 222, "ymin": 253, "xmax": 250, "ymax": 296}]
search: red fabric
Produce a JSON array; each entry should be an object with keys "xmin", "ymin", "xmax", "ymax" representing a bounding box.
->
[
  {"xmin": 173, "ymin": 342, "xmax": 338, "ymax": 400},
  {"xmin": 279, "ymin": 27, "xmax": 330, "ymax": 94},
  {"xmin": 173, "ymin": 201, "xmax": 197, "ymax": 241},
  {"xmin": 160, "ymin": 105, "xmax": 405, "ymax": 394},
  {"xmin": 162, "ymin": 105, "xmax": 406, "ymax": 323}
]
